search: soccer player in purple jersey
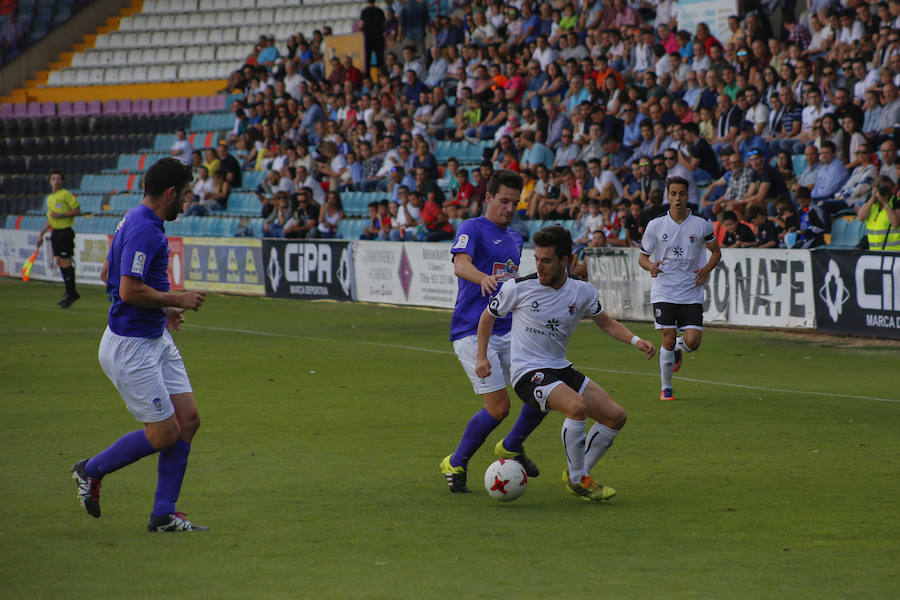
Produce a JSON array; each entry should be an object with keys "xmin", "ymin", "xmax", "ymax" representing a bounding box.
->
[
  {"xmin": 71, "ymin": 158, "xmax": 209, "ymax": 532},
  {"xmin": 440, "ymin": 170, "xmax": 548, "ymax": 493}
]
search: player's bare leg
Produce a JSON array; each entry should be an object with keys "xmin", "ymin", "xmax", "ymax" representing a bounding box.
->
[
  {"xmin": 147, "ymin": 393, "xmax": 207, "ymax": 532},
  {"xmin": 546, "ymin": 384, "xmax": 616, "ymax": 501},
  {"xmin": 659, "ymin": 328, "xmax": 678, "ymax": 400}
]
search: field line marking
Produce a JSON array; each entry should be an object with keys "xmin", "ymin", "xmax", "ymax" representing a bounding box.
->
[
  {"xmin": 4, "ymin": 304, "xmax": 896, "ymax": 404},
  {"xmin": 193, "ymin": 324, "xmax": 900, "ymax": 404}
]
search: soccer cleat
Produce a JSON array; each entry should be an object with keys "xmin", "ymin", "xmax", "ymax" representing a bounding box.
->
[
  {"xmin": 439, "ymin": 454, "xmax": 471, "ymax": 493},
  {"xmin": 494, "ymin": 440, "xmax": 540, "ymax": 478},
  {"xmin": 673, "ymin": 349, "xmax": 682, "ymax": 372},
  {"xmin": 562, "ymin": 469, "xmax": 616, "ymax": 502},
  {"xmin": 71, "ymin": 459, "xmax": 101, "ymax": 518},
  {"xmin": 660, "ymin": 388, "xmax": 676, "ymax": 401},
  {"xmin": 58, "ymin": 292, "xmax": 80, "ymax": 308},
  {"xmin": 148, "ymin": 512, "xmax": 209, "ymax": 532}
]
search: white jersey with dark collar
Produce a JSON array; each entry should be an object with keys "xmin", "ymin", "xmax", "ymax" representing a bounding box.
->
[
  {"xmin": 640, "ymin": 212, "xmax": 715, "ymax": 304},
  {"xmin": 488, "ymin": 274, "xmax": 603, "ymax": 386}
]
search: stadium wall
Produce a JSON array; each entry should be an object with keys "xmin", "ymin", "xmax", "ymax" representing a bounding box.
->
[{"xmin": 3, "ymin": 229, "xmax": 898, "ymax": 339}]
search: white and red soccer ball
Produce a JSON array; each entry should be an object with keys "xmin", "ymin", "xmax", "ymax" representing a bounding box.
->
[{"xmin": 483, "ymin": 459, "xmax": 527, "ymax": 502}]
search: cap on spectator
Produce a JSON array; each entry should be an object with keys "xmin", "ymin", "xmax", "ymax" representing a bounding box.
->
[{"xmin": 740, "ymin": 120, "xmax": 755, "ymax": 131}]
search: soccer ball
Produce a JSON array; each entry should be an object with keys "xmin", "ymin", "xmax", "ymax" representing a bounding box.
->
[{"xmin": 483, "ymin": 459, "xmax": 527, "ymax": 502}]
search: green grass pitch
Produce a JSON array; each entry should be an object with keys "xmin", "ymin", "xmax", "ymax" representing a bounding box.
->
[{"xmin": 1, "ymin": 279, "xmax": 898, "ymax": 599}]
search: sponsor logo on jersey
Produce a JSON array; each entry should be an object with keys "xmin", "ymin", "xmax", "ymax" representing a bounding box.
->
[
  {"xmin": 530, "ymin": 301, "xmax": 540, "ymax": 311},
  {"xmin": 131, "ymin": 251, "xmax": 146, "ymax": 275},
  {"xmin": 662, "ymin": 233, "xmax": 668, "ymax": 241},
  {"xmin": 488, "ymin": 296, "xmax": 501, "ymax": 315},
  {"xmin": 531, "ymin": 372, "xmax": 544, "ymax": 384},
  {"xmin": 452, "ymin": 234, "xmax": 469, "ymax": 250},
  {"xmin": 545, "ymin": 318, "xmax": 560, "ymax": 332},
  {"xmin": 492, "ymin": 239, "xmax": 502, "ymax": 244},
  {"xmin": 672, "ymin": 246, "xmax": 684, "ymax": 257},
  {"xmin": 492, "ymin": 259, "xmax": 519, "ymax": 282}
]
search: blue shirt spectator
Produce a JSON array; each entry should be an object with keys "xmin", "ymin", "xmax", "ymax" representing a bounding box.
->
[
  {"xmin": 622, "ymin": 110, "xmax": 648, "ymax": 149},
  {"xmin": 521, "ymin": 140, "xmax": 555, "ymax": 170},
  {"xmin": 811, "ymin": 144, "xmax": 850, "ymax": 201}
]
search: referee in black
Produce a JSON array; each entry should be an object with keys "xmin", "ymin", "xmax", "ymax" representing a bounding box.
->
[{"xmin": 37, "ymin": 169, "xmax": 82, "ymax": 307}]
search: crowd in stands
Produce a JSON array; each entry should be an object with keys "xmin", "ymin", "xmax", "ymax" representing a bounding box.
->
[
  {"xmin": 184, "ymin": 0, "xmax": 900, "ymax": 251},
  {"xmin": 1, "ymin": 0, "xmax": 93, "ymax": 68}
]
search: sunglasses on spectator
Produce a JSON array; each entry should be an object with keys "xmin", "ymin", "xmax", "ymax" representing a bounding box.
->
[{"xmin": 747, "ymin": 149, "xmax": 760, "ymax": 156}]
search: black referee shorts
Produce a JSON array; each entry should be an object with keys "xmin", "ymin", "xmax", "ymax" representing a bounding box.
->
[{"xmin": 50, "ymin": 227, "xmax": 75, "ymax": 259}]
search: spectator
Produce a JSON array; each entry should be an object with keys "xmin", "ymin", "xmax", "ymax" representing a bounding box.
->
[
  {"xmin": 170, "ymin": 129, "xmax": 193, "ymax": 165},
  {"xmin": 833, "ymin": 143, "xmax": 878, "ymax": 212},
  {"xmin": 746, "ymin": 205, "xmax": 778, "ymax": 248},
  {"xmin": 811, "ymin": 140, "xmax": 850, "ymax": 208},
  {"xmin": 284, "ymin": 189, "xmax": 320, "ymax": 238},
  {"xmin": 316, "ymin": 191, "xmax": 344, "ymax": 238},
  {"xmin": 720, "ymin": 210, "xmax": 755, "ymax": 248},
  {"xmin": 792, "ymin": 187, "xmax": 828, "ymax": 249}
]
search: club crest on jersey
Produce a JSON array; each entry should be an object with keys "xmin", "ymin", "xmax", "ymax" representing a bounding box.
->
[
  {"xmin": 492, "ymin": 259, "xmax": 518, "ymax": 282},
  {"xmin": 452, "ymin": 234, "xmax": 469, "ymax": 250},
  {"xmin": 531, "ymin": 372, "xmax": 545, "ymax": 384},
  {"xmin": 152, "ymin": 398, "xmax": 163, "ymax": 412},
  {"xmin": 568, "ymin": 302, "xmax": 576, "ymax": 315},
  {"xmin": 655, "ymin": 307, "xmax": 662, "ymax": 318},
  {"xmin": 530, "ymin": 301, "xmax": 540, "ymax": 312},
  {"xmin": 689, "ymin": 235, "xmax": 696, "ymax": 243}
]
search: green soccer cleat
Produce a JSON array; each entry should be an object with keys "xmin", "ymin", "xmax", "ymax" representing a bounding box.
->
[
  {"xmin": 562, "ymin": 469, "xmax": 616, "ymax": 502},
  {"xmin": 494, "ymin": 440, "xmax": 540, "ymax": 477},
  {"xmin": 440, "ymin": 455, "xmax": 471, "ymax": 493}
]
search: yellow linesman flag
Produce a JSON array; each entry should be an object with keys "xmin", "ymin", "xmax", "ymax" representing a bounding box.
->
[{"xmin": 22, "ymin": 249, "xmax": 39, "ymax": 282}]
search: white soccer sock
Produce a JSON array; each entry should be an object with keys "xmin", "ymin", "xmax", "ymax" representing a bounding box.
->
[
  {"xmin": 584, "ymin": 422, "xmax": 620, "ymax": 474},
  {"xmin": 675, "ymin": 336, "xmax": 694, "ymax": 352},
  {"xmin": 659, "ymin": 347, "xmax": 674, "ymax": 390},
  {"xmin": 561, "ymin": 418, "xmax": 586, "ymax": 482}
]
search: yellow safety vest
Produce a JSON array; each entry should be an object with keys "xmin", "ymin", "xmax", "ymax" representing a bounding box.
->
[{"xmin": 865, "ymin": 197, "xmax": 900, "ymax": 252}]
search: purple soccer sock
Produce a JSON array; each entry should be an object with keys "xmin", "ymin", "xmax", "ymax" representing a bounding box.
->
[
  {"xmin": 152, "ymin": 439, "xmax": 191, "ymax": 517},
  {"xmin": 450, "ymin": 408, "xmax": 501, "ymax": 469},
  {"xmin": 502, "ymin": 403, "xmax": 548, "ymax": 454},
  {"xmin": 84, "ymin": 430, "xmax": 156, "ymax": 478}
]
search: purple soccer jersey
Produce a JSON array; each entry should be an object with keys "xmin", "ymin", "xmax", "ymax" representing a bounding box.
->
[{"xmin": 449, "ymin": 216, "xmax": 523, "ymax": 341}]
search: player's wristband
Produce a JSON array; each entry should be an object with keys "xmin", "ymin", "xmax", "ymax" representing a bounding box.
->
[{"xmin": 630, "ymin": 335, "xmax": 641, "ymax": 347}]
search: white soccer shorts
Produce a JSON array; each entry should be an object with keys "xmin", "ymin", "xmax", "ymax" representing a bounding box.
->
[
  {"xmin": 98, "ymin": 326, "xmax": 193, "ymax": 423},
  {"xmin": 453, "ymin": 332, "xmax": 512, "ymax": 395}
]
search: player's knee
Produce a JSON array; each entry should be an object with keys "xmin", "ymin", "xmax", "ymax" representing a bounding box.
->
[
  {"xmin": 686, "ymin": 338, "xmax": 701, "ymax": 351},
  {"xmin": 612, "ymin": 408, "xmax": 627, "ymax": 429},
  {"xmin": 485, "ymin": 400, "xmax": 510, "ymax": 420},
  {"xmin": 181, "ymin": 411, "xmax": 201, "ymax": 437},
  {"xmin": 567, "ymin": 398, "xmax": 587, "ymax": 420},
  {"xmin": 146, "ymin": 421, "xmax": 180, "ymax": 450}
]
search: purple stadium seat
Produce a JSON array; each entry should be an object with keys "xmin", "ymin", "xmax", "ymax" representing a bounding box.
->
[
  {"xmin": 119, "ymin": 98, "xmax": 133, "ymax": 114},
  {"xmin": 72, "ymin": 101, "xmax": 87, "ymax": 116},
  {"xmin": 135, "ymin": 98, "xmax": 152, "ymax": 114},
  {"xmin": 86, "ymin": 100, "xmax": 102, "ymax": 116},
  {"xmin": 41, "ymin": 102, "xmax": 57, "ymax": 117},
  {"xmin": 188, "ymin": 96, "xmax": 201, "ymax": 112},
  {"xmin": 0, "ymin": 103, "xmax": 12, "ymax": 118},
  {"xmin": 58, "ymin": 101, "xmax": 73, "ymax": 117},
  {"xmin": 174, "ymin": 97, "xmax": 189, "ymax": 113},
  {"xmin": 13, "ymin": 103, "xmax": 28, "ymax": 118},
  {"xmin": 103, "ymin": 99, "xmax": 118, "ymax": 115},
  {"xmin": 27, "ymin": 102, "xmax": 42, "ymax": 117},
  {"xmin": 211, "ymin": 94, "xmax": 226, "ymax": 111}
]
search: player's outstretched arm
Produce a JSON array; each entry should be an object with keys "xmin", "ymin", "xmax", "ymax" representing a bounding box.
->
[
  {"xmin": 592, "ymin": 312, "xmax": 655, "ymax": 359},
  {"xmin": 454, "ymin": 253, "xmax": 500, "ymax": 296},
  {"xmin": 119, "ymin": 275, "xmax": 205, "ymax": 311},
  {"xmin": 474, "ymin": 308, "xmax": 497, "ymax": 378}
]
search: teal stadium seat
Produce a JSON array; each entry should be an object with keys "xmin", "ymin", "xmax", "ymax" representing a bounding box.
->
[
  {"xmin": 241, "ymin": 171, "xmax": 265, "ymax": 189},
  {"xmin": 78, "ymin": 195, "xmax": 103, "ymax": 213},
  {"xmin": 792, "ymin": 154, "xmax": 808, "ymax": 176},
  {"xmin": 225, "ymin": 193, "xmax": 260, "ymax": 216}
]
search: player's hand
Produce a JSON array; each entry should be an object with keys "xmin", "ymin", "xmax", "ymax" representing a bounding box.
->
[
  {"xmin": 480, "ymin": 273, "xmax": 500, "ymax": 296},
  {"xmin": 165, "ymin": 308, "xmax": 185, "ymax": 331},
  {"xmin": 636, "ymin": 339, "xmax": 655, "ymax": 359},
  {"xmin": 649, "ymin": 261, "xmax": 664, "ymax": 277},
  {"xmin": 693, "ymin": 266, "xmax": 711, "ymax": 286},
  {"xmin": 179, "ymin": 290, "xmax": 206, "ymax": 310},
  {"xmin": 36, "ymin": 235, "xmax": 44, "ymax": 248},
  {"xmin": 475, "ymin": 357, "xmax": 492, "ymax": 378}
]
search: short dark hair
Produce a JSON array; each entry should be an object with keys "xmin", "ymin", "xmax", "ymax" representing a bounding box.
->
[
  {"xmin": 745, "ymin": 205, "xmax": 765, "ymax": 220},
  {"xmin": 666, "ymin": 176, "xmax": 689, "ymax": 193},
  {"xmin": 722, "ymin": 210, "xmax": 739, "ymax": 222},
  {"xmin": 49, "ymin": 169, "xmax": 63, "ymax": 179},
  {"xmin": 486, "ymin": 169, "xmax": 524, "ymax": 195},
  {"xmin": 533, "ymin": 225, "xmax": 573, "ymax": 259},
  {"xmin": 796, "ymin": 186, "xmax": 811, "ymax": 199},
  {"xmin": 143, "ymin": 157, "xmax": 192, "ymax": 197}
]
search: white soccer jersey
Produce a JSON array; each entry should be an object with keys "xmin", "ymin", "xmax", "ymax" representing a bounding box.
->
[
  {"xmin": 488, "ymin": 274, "xmax": 603, "ymax": 386},
  {"xmin": 640, "ymin": 212, "xmax": 715, "ymax": 304}
]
